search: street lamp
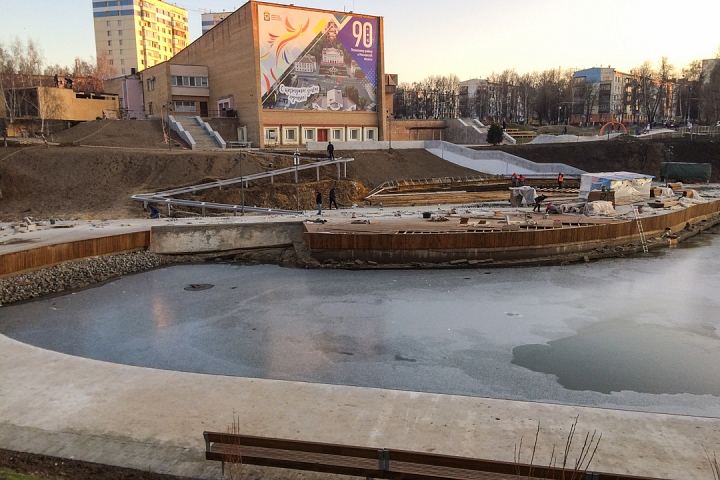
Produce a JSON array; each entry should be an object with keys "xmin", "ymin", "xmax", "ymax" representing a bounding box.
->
[{"xmin": 294, "ymin": 148, "xmax": 300, "ymax": 211}]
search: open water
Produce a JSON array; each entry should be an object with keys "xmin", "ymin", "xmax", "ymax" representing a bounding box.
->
[{"xmin": 1, "ymin": 228, "xmax": 719, "ymax": 417}]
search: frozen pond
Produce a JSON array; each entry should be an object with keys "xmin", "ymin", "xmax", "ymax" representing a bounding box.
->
[{"xmin": 1, "ymin": 229, "xmax": 720, "ymax": 417}]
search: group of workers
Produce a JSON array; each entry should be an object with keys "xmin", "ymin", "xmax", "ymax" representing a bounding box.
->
[{"xmin": 511, "ymin": 172, "xmax": 565, "ymax": 214}]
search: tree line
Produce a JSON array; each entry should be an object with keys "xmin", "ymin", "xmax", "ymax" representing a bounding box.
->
[{"xmin": 394, "ymin": 53, "xmax": 720, "ymax": 126}]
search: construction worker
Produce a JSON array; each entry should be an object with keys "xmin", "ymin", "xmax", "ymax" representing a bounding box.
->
[
  {"xmin": 511, "ymin": 172, "xmax": 518, "ymax": 187},
  {"xmin": 557, "ymin": 172, "xmax": 564, "ymax": 189},
  {"xmin": 546, "ymin": 202, "xmax": 559, "ymax": 214},
  {"xmin": 533, "ymin": 194, "xmax": 547, "ymax": 212},
  {"xmin": 315, "ymin": 190, "xmax": 323, "ymax": 215},
  {"xmin": 519, "ymin": 174, "xmax": 526, "ymax": 186}
]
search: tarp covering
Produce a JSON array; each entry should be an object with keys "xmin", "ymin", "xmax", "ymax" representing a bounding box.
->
[
  {"xmin": 660, "ymin": 162, "xmax": 711, "ymax": 183},
  {"xmin": 509, "ymin": 186, "xmax": 537, "ymax": 206},
  {"xmin": 583, "ymin": 201, "xmax": 615, "ymax": 216},
  {"xmin": 579, "ymin": 171, "xmax": 653, "ymax": 202}
]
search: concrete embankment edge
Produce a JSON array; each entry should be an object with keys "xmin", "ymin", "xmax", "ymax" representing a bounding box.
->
[{"xmin": 1, "ymin": 333, "xmax": 719, "ymax": 480}]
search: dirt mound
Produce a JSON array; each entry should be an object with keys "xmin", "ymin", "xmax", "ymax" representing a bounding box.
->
[
  {"xmin": 492, "ymin": 136, "xmax": 720, "ymax": 181},
  {"xmin": 0, "ymin": 145, "xmax": 476, "ymax": 220},
  {"xmin": 51, "ymin": 118, "xmax": 186, "ymax": 149}
]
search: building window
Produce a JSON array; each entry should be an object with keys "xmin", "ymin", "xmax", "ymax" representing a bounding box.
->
[
  {"xmin": 106, "ymin": 21, "xmax": 111, "ymax": 26},
  {"xmin": 170, "ymin": 76, "xmax": 209, "ymax": 87},
  {"xmin": 283, "ymin": 127, "xmax": 298, "ymax": 144},
  {"xmin": 107, "ymin": 31, "xmax": 112, "ymax": 36},
  {"xmin": 264, "ymin": 128, "xmax": 278, "ymax": 143},
  {"xmin": 331, "ymin": 128, "xmax": 343, "ymax": 141},
  {"xmin": 147, "ymin": 77, "xmax": 155, "ymax": 91},
  {"xmin": 108, "ymin": 40, "xmax": 112, "ymax": 46},
  {"xmin": 118, "ymin": 30, "xmax": 123, "ymax": 35},
  {"xmin": 303, "ymin": 128, "xmax": 315, "ymax": 142},
  {"xmin": 348, "ymin": 128, "xmax": 360, "ymax": 141},
  {"xmin": 172, "ymin": 100, "xmax": 196, "ymax": 113},
  {"xmin": 119, "ymin": 39, "xmax": 123, "ymax": 45},
  {"xmin": 108, "ymin": 50, "xmax": 113, "ymax": 55},
  {"xmin": 118, "ymin": 20, "xmax": 122, "ymax": 26},
  {"xmin": 365, "ymin": 128, "xmax": 377, "ymax": 141},
  {"xmin": 109, "ymin": 59, "xmax": 114, "ymax": 65},
  {"xmin": 121, "ymin": 69, "xmax": 126, "ymax": 74},
  {"xmin": 120, "ymin": 49, "xmax": 124, "ymax": 55},
  {"xmin": 121, "ymin": 59, "xmax": 125, "ymax": 65}
]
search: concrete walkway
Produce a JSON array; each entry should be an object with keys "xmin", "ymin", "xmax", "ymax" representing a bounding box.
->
[{"xmin": 1, "ymin": 333, "xmax": 719, "ymax": 479}]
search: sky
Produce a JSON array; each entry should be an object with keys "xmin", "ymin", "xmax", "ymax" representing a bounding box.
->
[{"xmin": 1, "ymin": 0, "xmax": 719, "ymax": 82}]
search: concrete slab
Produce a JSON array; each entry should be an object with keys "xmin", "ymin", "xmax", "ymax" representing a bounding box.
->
[{"xmin": 1, "ymin": 333, "xmax": 719, "ymax": 479}]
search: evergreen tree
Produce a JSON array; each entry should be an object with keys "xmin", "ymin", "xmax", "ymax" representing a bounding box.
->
[{"xmin": 486, "ymin": 124, "xmax": 503, "ymax": 145}]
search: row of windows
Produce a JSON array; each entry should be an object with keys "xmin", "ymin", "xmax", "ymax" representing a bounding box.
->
[
  {"xmin": 171, "ymin": 76, "xmax": 208, "ymax": 87},
  {"xmin": 93, "ymin": 9, "xmax": 133, "ymax": 17},
  {"xmin": 264, "ymin": 126, "xmax": 377, "ymax": 144},
  {"xmin": 173, "ymin": 100, "xmax": 196, "ymax": 112},
  {"xmin": 107, "ymin": 30, "xmax": 124, "ymax": 35},
  {"xmin": 93, "ymin": 0, "xmax": 133, "ymax": 8}
]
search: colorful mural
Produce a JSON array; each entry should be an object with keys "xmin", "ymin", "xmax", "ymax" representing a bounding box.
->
[{"xmin": 257, "ymin": 4, "xmax": 378, "ymax": 112}]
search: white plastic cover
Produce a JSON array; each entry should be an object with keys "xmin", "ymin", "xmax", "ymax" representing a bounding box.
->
[
  {"xmin": 583, "ymin": 201, "xmax": 615, "ymax": 215},
  {"xmin": 579, "ymin": 172, "xmax": 653, "ymax": 202}
]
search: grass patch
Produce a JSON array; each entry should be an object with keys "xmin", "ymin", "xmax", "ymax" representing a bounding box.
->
[{"xmin": 0, "ymin": 467, "xmax": 46, "ymax": 480}]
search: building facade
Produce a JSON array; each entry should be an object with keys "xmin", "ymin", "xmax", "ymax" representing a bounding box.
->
[
  {"xmin": 135, "ymin": 1, "xmax": 389, "ymax": 148},
  {"xmin": 201, "ymin": 11, "xmax": 232, "ymax": 35},
  {"xmin": 92, "ymin": 0, "xmax": 189, "ymax": 75}
]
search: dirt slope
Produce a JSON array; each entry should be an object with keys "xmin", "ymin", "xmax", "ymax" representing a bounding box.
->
[{"xmin": 2, "ymin": 119, "xmax": 717, "ymax": 220}]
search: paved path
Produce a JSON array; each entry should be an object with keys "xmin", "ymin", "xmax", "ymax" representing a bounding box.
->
[{"xmin": 1, "ymin": 324, "xmax": 720, "ymax": 479}]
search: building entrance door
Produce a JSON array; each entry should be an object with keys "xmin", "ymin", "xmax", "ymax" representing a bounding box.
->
[
  {"xmin": 317, "ymin": 129, "xmax": 329, "ymax": 142},
  {"xmin": 200, "ymin": 102, "xmax": 208, "ymax": 117}
]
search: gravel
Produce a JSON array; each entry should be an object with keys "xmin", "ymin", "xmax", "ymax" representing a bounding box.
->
[{"xmin": 0, "ymin": 251, "xmax": 167, "ymax": 305}]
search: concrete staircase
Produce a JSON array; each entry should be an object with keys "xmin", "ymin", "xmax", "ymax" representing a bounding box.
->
[{"xmin": 174, "ymin": 116, "xmax": 224, "ymax": 150}]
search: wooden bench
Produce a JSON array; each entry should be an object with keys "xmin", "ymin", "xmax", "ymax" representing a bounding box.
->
[{"xmin": 203, "ymin": 432, "xmax": 661, "ymax": 480}]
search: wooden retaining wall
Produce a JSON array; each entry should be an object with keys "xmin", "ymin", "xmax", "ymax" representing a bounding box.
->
[
  {"xmin": 304, "ymin": 201, "xmax": 720, "ymax": 252},
  {"xmin": 0, "ymin": 231, "xmax": 150, "ymax": 277}
]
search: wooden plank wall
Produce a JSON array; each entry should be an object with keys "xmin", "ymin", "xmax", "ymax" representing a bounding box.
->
[
  {"xmin": 305, "ymin": 201, "xmax": 720, "ymax": 251},
  {"xmin": 0, "ymin": 231, "xmax": 150, "ymax": 277}
]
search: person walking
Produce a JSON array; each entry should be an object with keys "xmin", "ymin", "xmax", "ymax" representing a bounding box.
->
[
  {"xmin": 533, "ymin": 194, "xmax": 547, "ymax": 212},
  {"xmin": 329, "ymin": 187, "xmax": 338, "ymax": 209},
  {"xmin": 315, "ymin": 190, "xmax": 323, "ymax": 215},
  {"xmin": 327, "ymin": 141, "xmax": 335, "ymax": 160},
  {"xmin": 557, "ymin": 172, "xmax": 564, "ymax": 189}
]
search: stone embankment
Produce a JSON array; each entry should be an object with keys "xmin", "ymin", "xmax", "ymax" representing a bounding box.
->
[{"xmin": 0, "ymin": 251, "xmax": 166, "ymax": 305}]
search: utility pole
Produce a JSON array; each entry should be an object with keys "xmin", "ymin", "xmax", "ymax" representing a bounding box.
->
[
  {"xmin": 294, "ymin": 149, "xmax": 300, "ymax": 211},
  {"xmin": 240, "ymin": 154, "xmax": 245, "ymax": 215}
]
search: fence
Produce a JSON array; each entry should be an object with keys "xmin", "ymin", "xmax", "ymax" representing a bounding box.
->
[{"xmin": 0, "ymin": 231, "xmax": 150, "ymax": 277}]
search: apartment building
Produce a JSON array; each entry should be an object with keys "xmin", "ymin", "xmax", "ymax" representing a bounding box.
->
[
  {"xmin": 201, "ymin": 11, "xmax": 232, "ymax": 35},
  {"xmin": 92, "ymin": 0, "xmax": 189, "ymax": 75}
]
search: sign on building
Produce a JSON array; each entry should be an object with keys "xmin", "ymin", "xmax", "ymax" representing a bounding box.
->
[{"xmin": 257, "ymin": 4, "xmax": 378, "ymax": 112}]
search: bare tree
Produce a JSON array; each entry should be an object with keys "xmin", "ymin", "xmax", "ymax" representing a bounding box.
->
[{"xmin": 574, "ymin": 77, "xmax": 598, "ymax": 126}]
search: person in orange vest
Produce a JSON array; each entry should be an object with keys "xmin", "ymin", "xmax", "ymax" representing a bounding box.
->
[
  {"xmin": 519, "ymin": 174, "xmax": 526, "ymax": 186},
  {"xmin": 557, "ymin": 172, "xmax": 564, "ymax": 189},
  {"xmin": 511, "ymin": 172, "xmax": 518, "ymax": 187}
]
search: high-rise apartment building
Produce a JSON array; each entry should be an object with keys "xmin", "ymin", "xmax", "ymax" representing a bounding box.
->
[
  {"xmin": 92, "ymin": 0, "xmax": 189, "ymax": 76},
  {"xmin": 201, "ymin": 11, "xmax": 232, "ymax": 35}
]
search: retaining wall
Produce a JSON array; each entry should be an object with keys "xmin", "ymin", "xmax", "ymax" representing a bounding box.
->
[{"xmin": 149, "ymin": 221, "xmax": 305, "ymax": 254}]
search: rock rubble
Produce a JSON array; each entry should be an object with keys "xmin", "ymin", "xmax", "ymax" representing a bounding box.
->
[{"xmin": 1, "ymin": 251, "xmax": 166, "ymax": 305}]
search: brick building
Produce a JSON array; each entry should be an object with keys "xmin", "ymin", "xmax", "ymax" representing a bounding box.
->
[{"xmin": 136, "ymin": 1, "xmax": 391, "ymax": 148}]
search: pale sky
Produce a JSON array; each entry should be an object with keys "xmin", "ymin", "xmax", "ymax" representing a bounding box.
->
[{"xmin": 2, "ymin": 0, "xmax": 719, "ymax": 82}]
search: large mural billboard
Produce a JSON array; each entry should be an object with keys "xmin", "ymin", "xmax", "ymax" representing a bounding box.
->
[{"xmin": 257, "ymin": 4, "xmax": 378, "ymax": 112}]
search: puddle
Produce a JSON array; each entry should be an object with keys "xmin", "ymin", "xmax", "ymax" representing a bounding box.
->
[{"xmin": 512, "ymin": 321, "xmax": 720, "ymax": 395}]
